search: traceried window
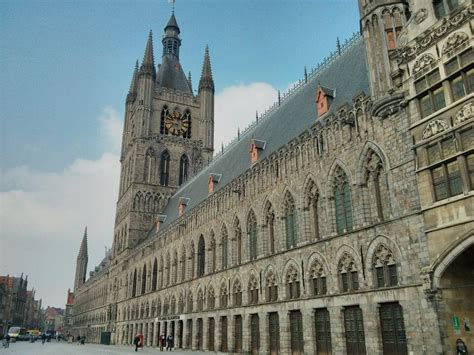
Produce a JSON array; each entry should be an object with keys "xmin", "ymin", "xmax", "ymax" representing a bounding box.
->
[
  {"xmin": 160, "ymin": 106, "xmax": 169, "ymax": 134},
  {"xmin": 197, "ymin": 235, "xmax": 206, "ymax": 277},
  {"xmin": 220, "ymin": 284, "xmax": 228, "ymax": 308},
  {"xmin": 179, "ymin": 154, "xmax": 189, "ymax": 185},
  {"xmin": 209, "ymin": 233, "xmax": 216, "ymax": 273},
  {"xmin": 383, "ymin": 8, "xmax": 403, "ymax": 50},
  {"xmin": 333, "ymin": 167, "xmax": 353, "ymax": 234},
  {"xmin": 208, "ymin": 287, "xmax": 215, "ymax": 310},
  {"xmin": 248, "ymin": 210, "xmax": 258, "ymax": 260},
  {"xmin": 221, "ymin": 225, "xmax": 229, "ymax": 270},
  {"xmin": 433, "ymin": 0, "xmax": 459, "ymax": 19},
  {"xmin": 141, "ymin": 265, "xmax": 147, "ymax": 294},
  {"xmin": 160, "ymin": 150, "xmax": 170, "ymax": 186},
  {"xmin": 178, "ymin": 295, "xmax": 184, "ymax": 314},
  {"xmin": 372, "ymin": 244, "xmax": 398, "ymax": 288},
  {"xmin": 338, "ymin": 253, "xmax": 359, "ymax": 292},
  {"xmin": 187, "ymin": 293, "xmax": 193, "ymax": 313},
  {"xmin": 285, "ymin": 265, "xmax": 301, "ymax": 300},
  {"xmin": 364, "ymin": 150, "xmax": 389, "ymax": 221},
  {"xmin": 170, "ymin": 296, "xmax": 176, "ymax": 314},
  {"xmin": 283, "ymin": 192, "xmax": 297, "ymax": 249},
  {"xmin": 265, "ymin": 202, "xmax": 276, "ymax": 254},
  {"xmin": 309, "ymin": 260, "xmax": 327, "ymax": 296},
  {"xmin": 180, "ymin": 249, "xmax": 186, "ymax": 282},
  {"xmin": 248, "ymin": 275, "xmax": 259, "ymax": 305},
  {"xmin": 233, "ymin": 279, "xmax": 242, "ymax": 306},
  {"xmin": 197, "ymin": 289, "xmax": 204, "ymax": 311},
  {"xmin": 152, "ymin": 258, "xmax": 158, "ymax": 291},
  {"xmin": 234, "ymin": 218, "xmax": 242, "ymax": 265},
  {"xmin": 306, "ymin": 181, "xmax": 321, "ymax": 240},
  {"xmin": 144, "ymin": 148, "xmax": 155, "ymax": 183}
]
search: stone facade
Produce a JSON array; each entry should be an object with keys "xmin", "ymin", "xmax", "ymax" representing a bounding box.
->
[{"xmin": 72, "ymin": 1, "xmax": 474, "ymax": 354}]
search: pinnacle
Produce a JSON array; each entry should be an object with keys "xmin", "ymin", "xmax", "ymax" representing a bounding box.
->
[
  {"xmin": 78, "ymin": 227, "xmax": 88, "ymax": 259},
  {"xmin": 199, "ymin": 45, "xmax": 214, "ymax": 93},
  {"xmin": 142, "ymin": 30, "xmax": 155, "ymax": 67}
]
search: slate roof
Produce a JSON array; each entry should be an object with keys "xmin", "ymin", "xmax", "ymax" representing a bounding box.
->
[
  {"xmin": 144, "ymin": 35, "xmax": 369, "ymax": 241},
  {"xmin": 156, "ymin": 55, "xmax": 193, "ymax": 94}
]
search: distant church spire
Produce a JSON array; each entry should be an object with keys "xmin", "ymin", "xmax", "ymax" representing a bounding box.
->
[
  {"xmin": 74, "ymin": 227, "xmax": 89, "ymax": 291},
  {"xmin": 140, "ymin": 31, "xmax": 156, "ymax": 78},
  {"xmin": 199, "ymin": 45, "xmax": 214, "ymax": 93}
]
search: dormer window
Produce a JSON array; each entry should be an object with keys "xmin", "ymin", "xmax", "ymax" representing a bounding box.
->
[
  {"xmin": 250, "ymin": 139, "xmax": 266, "ymax": 165},
  {"xmin": 155, "ymin": 215, "xmax": 167, "ymax": 231},
  {"xmin": 208, "ymin": 174, "xmax": 222, "ymax": 194},
  {"xmin": 178, "ymin": 197, "xmax": 190, "ymax": 216},
  {"xmin": 315, "ymin": 85, "xmax": 334, "ymax": 118}
]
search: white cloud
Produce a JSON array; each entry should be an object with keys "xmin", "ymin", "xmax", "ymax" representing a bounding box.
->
[
  {"xmin": 99, "ymin": 106, "xmax": 123, "ymax": 153},
  {"xmin": 0, "ymin": 109, "xmax": 121, "ymax": 307},
  {"xmin": 214, "ymin": 82, "xmax": 278, "ymax": 150}
]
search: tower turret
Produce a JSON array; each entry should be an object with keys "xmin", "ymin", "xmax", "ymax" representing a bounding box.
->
[
  {"xmin": 137, "ymin": 31, "xmax": 155, "ymax": 136},
  {"xmin": 74, "ymin": 227, "xmax": 88, "ymax": 291},
  {"xmin": 199, "ymin": 45, "xmax": 215, "ymax": 163}
]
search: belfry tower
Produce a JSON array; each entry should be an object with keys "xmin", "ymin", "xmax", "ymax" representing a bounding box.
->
[
  {"xmin": 112, "ymin": 13, "xmax": 215, "ymax": 255},
  {"xmin": 74, "ymin": 227, "xmax": 88, "ymax": 291}
]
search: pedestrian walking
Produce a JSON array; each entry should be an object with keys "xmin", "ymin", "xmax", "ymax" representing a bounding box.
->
[
  {"xmin": 456, "ymin": 338, "xmax": 469, "ymax": 355},
  {"xmin": 166, "ymin": 334, "xmax": 173, "ymax": 351},
  {"xmin": 159, "ymin": 334, "xmax": 166, "ymax": 351},
  {"xmin": 41, "ymin": 333, "xmax": 46, "ymax": 345},
  {"xmin": 2, "ymin": 334, "xmax": 10, "ymax": 348},
  {"xmin": 133, "ymin": 334, "xmax": 140, "ymax": 352}
]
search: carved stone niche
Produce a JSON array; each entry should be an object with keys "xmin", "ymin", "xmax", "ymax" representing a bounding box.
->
[
  {"xmin": 413, "ymin": 53, "xmax": 436, "ymax": 76},
  {"xmin": 454, "ymin": 102, "xmax": 474, "ymax": 126},
  {"xmin": 422, "ymin": 119, "xmax": 449, "ymax": 140},
  {"xmin": 442, "ymin": 31, "xmax": 469, "ymax": 56}
]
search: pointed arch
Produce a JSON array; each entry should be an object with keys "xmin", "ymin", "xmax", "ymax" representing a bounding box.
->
[
  {"xmin": 233, "ymin": 216, "xmax": 242, "ymax": 265},
  {"xmin": 232, "ymin": 277, "xmax": 243, "ymax": 306},
  {"xmin": 248, "ymin": 272, "xmax": 259, "ymax": 305},
  {"xmin": 207, "ymin": 285, "xmax": 215, "ymax": 310},
  {"xmin": 336, "ymin": 247, "xmax": 361, "ymax": 292},
  {"xmin": 264, "ymin": 266, "xmax": 279, "ymax": 302},
  {"xmin": 304, "ymin": 176, "xmax": 322, "ymax": 240},
  {"xmin": 221, "ymin": 224, "xmax": 229, "ymax": 270},
  {"xmin": 307, "ymin": 254, "xmax": 328, "ymax": 296},
  {"xmin": 183, "ymin": 110, "xmax": 192, "ymax": 139},
  {"xmin": 160, "ymin": 105, "xmax": 169, "ymax": 135},
  {"xmin": 152, "ymin": 258, "xmax": 158, "ymax": 291},
  {"xmin": 284, "ymin": 262, "xmax": 301, "ymax": 300},
  {"xmin": 197, "ymin": 235, "xmax": 206, "ymax": 277},
  {"xmin": 247, "ymin": 209, "xmax": 258, "ymax": 260},
  {"xmin": 219, "ymin": 281, "xmax": 228, "ymax": 308},
  {"xmin": 160, "ymin": 150, "xmax": 171, "ymax": 186},
  {"xmin": 209, "ymin": 230, "xmax": 216, "ymax": 273},
  {"xmin": 144, "ymin": 147, "xmax": 156, "ymax": 183},
  {"xmin": 179, "ymin": 154, "xmax": 189, "ymax": 185},
  {"xmin": 282, "ymin": 191, "xmax": 297, "ymax": 249},
  {"xmin": 331, "ymin": 164, "xmax": 354, "ymax": 234},
  {"xmin": 264, "ymin": 200, "xmax": 276, "ymax": 255},
  {"xmin": 132, "ymin": 269, "xmax": 137, "ymax": 297}
]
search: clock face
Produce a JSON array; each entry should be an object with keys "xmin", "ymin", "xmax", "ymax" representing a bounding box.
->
[{"xmin": 165, "ymin": 111, "xmax": 189, "ymax": 136}]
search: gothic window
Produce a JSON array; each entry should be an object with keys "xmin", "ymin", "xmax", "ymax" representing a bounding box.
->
[
  {"xmin": 333, "ymin": 167, "xmax": 353, "ymax": 234},
  {"xmin": 152, "ymin": 259, "xmax": 158, "ymax": 291},
  {"xmin": 179, "ymin": 154, "xmax": 189, "ymax": 185},
  {"xmin": 309, "ymin": 260, "xmax": 327, "ymax": 296},
  {"xmin": 144, "ymin": 148, "xmax": 155, "ymax": 183},
  {"xmin": 160, "ymin": 106, "xmax": 169, "ymax": 134},
  {"xmin": 133, "ymin": 192, "xmax": 142, "ymax": 211},
  {"xmin": 197, "ymin": 289, "xmax": 204, "ymax": 311},
  {"xmin": 283, "ymin": 192, "xmax": 298, "ymax": 249},
  {"xmin": 221, "ymin": 225, "xmax": 229, "ymax": 270},
  {"xmin": 234, "ymin": 218, "xmax": 242, "ymax": 265},
  {"xmin": 197, "ymin": 235, "xmax": 206, "ymax": 277},
  {"xmin": 172, "ymin": 252, "xmax": 178, "ymax": 284},
  {"xmin": 187, "ymin": 293, "xmax": 193, "ymax": 313},
  {"xmin": 247, "ymin": 210, "xmax": 258, "ymax": 260},
  {"xmin": 160, "ymin": 150, "xmax": 171, "ymax": 186},
  {"xmin": 183, "ymin": 110, "xmax": 192, "ymax": 139},
  {"xmin": 132, "ymin": 269, "xmax": 137, "ymax": 297},
  {"xmin": 266, "ymin": 272, "xmax": 278, "ymax": 302},
  {"xmin": 265, "ymin": 202, "xmax": 276, "ymax": 254},
  {"xmin": 364, "ymin": 150, "xmax": 389, "ymax": 221},
  {"xmin": 338, "ymin": 252, "xmax": 359, "ymax": 292},
  {"xmin": 285, "ymin": 265, "xmax": 301, "ymax": 300},
  {"xmin": 181, "ymin": 248, "xmax": 186, "ymax": 282},
  {"xmin": 433, "ymin": 0, "xmax": 459, "ymax": 19},
  {"xmin": 220, "ymin": 284, "xmax": 228, "ymax": 308},
  {"xmin": 208, "ymin": 287, "xmax": 215, "ymax": 310},
  {"xmin": 190, "ymin": 242, "xmax": 195, "ymax": 279},
  {"xmin": 248, "ymin": 275, "xmax": 259, "ymax": 305},
  {"xmin": 170, "ymin": 296, "xmax": 176, "ymax": 314},
  {"xmin": 382, "ymin": 8, "xmax": 403, "ymax": 50},
  {"xmin": 159, "ymin": 258, "xmax": 164, "ymax": 289},
  {"xmin": 178, "ymin": 294, "xmax": 184, "ymax": 314},
  {"xmin": 151, "ymin": 301, "xmax": 156, "ymax": 317},
  {"xmin": 306, "ymin": 180, "xmax": 321, "ymax": 240},
  {"xmin": 372, "ymin": 244, "xmax": 398, "ymax": 288},
  {"xmin": 233, "ymin": 279, "xmax": 242, "ymax": 306},
  {"xmin": 165, "ymin": 254, "xmax": 171, "ymax": 286}
]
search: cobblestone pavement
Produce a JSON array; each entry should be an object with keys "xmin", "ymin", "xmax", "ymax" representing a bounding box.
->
[{"xmin": 0, "ymin": 341, "xmax": 211, "ymax": 354}]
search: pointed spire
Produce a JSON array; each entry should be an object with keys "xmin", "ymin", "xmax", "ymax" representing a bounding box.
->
[
  {"xmin": 304, "ymin": 66, "xmax": 308, "ymax": 83},
  {"xmin": 126, "ymin": 60, "xmax": 139, "ymax": 103},
  {"xmin": 188, "ymin": 71, "xmax": 193, "ymax": 92},
  {"xmin": 199, "ymin": 45, "xmax": 215, "ymax": 93},
  {"xmin": 140, "ymin": 31, "xmax": 156, "ymax": 78},
  {"xmin": 78, "ymin": 227, "xmax": 88, "ymax": 260},
  {"xmin": 165, "ymin": 12, "xmax": 180, "ymax": 34}
]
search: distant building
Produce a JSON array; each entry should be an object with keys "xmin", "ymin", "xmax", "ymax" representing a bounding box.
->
[
  {"xmin": 64, "ymin": 289, "xmax": 75, "ymax": 334},
  {"xmin": 0, "ymin": 274, "xmax": 28, "ymax": 332},
  {"xmin": 45, "ymin": 307, "xmax": 64, "ymax": 333},
  {"xmin": 23, "ymin": 290, "xmax": 42, "ymax": 330}
]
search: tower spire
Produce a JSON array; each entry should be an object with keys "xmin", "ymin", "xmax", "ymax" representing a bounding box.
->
[
  {"xmin": 140, "ymin": 31, "xmax": 156, "ymax": 78},
  {"xmin": 199, "ymin": 45, "xmax": 214, "ymax": 93},
  {"xmin": 78, "ymin": 227, "xmax": 88, "ymax": 259},
  {"xmin": 74, "ymin": 227, "xmax": 89, "ymax": 290},
  {"xmin": 126, "ymin": 60, "xmax": 139, "ymax": 103}
]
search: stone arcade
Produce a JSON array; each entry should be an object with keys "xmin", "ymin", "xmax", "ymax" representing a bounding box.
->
[{"xmin": 71, "ymin": 1, "xmax": 474, "ymax": 354}]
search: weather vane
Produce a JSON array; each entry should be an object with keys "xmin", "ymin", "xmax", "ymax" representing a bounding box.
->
[{"xmin": 168, "ymin": 0, "xmax": 176, "ymax": 13}]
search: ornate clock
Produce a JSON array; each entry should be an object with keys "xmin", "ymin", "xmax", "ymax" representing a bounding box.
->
[{"xmin": 165, "ymin": 111, "xmax": 189, "ymax": 136}]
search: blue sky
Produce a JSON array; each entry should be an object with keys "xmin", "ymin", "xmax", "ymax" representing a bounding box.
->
[{"xmin": 0, "ymin": 0, "xmax": 360, "ymax": 307}]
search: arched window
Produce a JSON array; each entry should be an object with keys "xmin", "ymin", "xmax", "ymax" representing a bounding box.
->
[
  {"xmin": 179, "ymin": 154, "xmax": 189, "ymax": 185},
  {"xmin": 208, "ymin": 287, "xmax": 215, "ymax": 310},
  {"xmin": 234, "ymin": 218, "xmax": 242, "ymax": 265},
  {"xmin": 159, "ymin": 258, "xmax": 164, "ymax": 289},
  {"xmin": 160, "ymin": 150, "xmax": 170, "ymax": 186},
  {"xmin": 197, "ymin": 235, "xmax": 205, "ymax": 277},
  {"xmin": 144, "ymin": 148, "xmax": 155, "ymax": 183},
  {"xmin": 364, "ymin": 150, "xmax": 389, "ymax": 221},
  {"xmin": 233, "ymin": 279, "xmax": 242, "ymax": 306},
  {"xmin": 183, "ymin": 110, "xmax": 192, "ymax": 139},
  {"xmin": 248, "ymin": 275, "xmax": 259, "ymax": 305},
  {"xmin": 265, "ymin": 202, "xmax": 276, "ymax": 254},
  {"xmin": 132, "ymin": 269, "xmax": 137, "ymax": 297},
  {"xmin": 266, "ymin": 272, "xmax": 278, "ymax": 302},
  {"xmin": 285, "ymin": 265, "xmax": 300, "ymax": 300},
  {"xmin": 170, "ymin": 296, "xmax": 176, "ymax": 314},
  {"xmin": 187, "ymin": 293, "xmax": 193, "ymax": 313},
  {"xmin": 220, "ymin": 284, "xmax": 228, "ymax": 308},
  {"xmin": 306, "ymin": 181, "xmax": 321, "ymax": 240},
  {"xmin": 283, "ymin": 192, "xmax": 297, "ymax": 249},
  {"xmin": 190, "ymin": 242, "xmax": 195, "ymax": 279},
  {"xmin": 309, "ymin": 259, "xmax": 327, "ymax": 296},
  {"xmin": 372, "ymin": 244, "xmax": 398, "ymax": 287},
  {"xmin": 172, "ymin": 252, "xmax": 178, "ymax": 284},
  {"xmin": 160, "ymin": 106, "xmax": 169, "ymax": 134},
  {"xmin": 197, "ymin": 289, "xmax": 204, "ymax": 311},
  {"xmin": 165, "ymin": 254, "xmax": 171, "ymax": 286},
  {"xmin": 221, "ymin": 225, "xmax": 228, "ymax": 270},
  {"xmin": 209, "ymin": 232, "xmax": 216, "ymax": 273},
  {"xmin": 141, "ymin": 265, "xmax": 146, "ymax": 294},
  {"xmin": 338, "ymin": 252, "xmax": 359, "ymax": 292},
  {"xmin": 152, "ymin": 259, "xmax": 158, "ymax": 291},
  {"xmin": 333, "ymin": 167, "xmax": 353, "ymax": 234},
  {"xmin": 181, "ymin": 248, "xmax": 187, "ymax": 282},
  {"xmin": 178, "ymin": 294, "xmax": 184, "ymax": 314},
  {"xmin": 157, "ymin": 298, "xmax": 162, "ymax": 316},
  {"xmin": 248, "ymin": 210, "xmax": 258, "ymax": 260}
]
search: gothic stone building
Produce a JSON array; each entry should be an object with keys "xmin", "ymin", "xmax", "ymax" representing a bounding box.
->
[{"xmin": 71, "ymin": 1, "xmax": 474, "ymax": 354}]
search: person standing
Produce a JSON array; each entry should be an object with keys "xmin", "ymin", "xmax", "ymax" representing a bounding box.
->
[
  {"xmin": 159, "ymin": 334, "xmax": 166, "ymax": 351},
  {"xmin": 166, "ymin": 334, "xmax": 173, "ymax": 351},
  {"xmin": 457, "ymin": 338, "xmax": 469, "ymax": 355},
  {"xmin": 133, "ymin": 334, "xmax": 140, "ymax": 352}
]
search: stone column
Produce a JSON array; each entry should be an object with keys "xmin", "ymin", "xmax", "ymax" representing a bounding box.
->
[
  {"xmin": 229, "ymin": 315, "xmax": 235, "ymax": 352},
  {"xmin": 242, "ymin": 313, "xmax": 250, "ymax": 353},
  {"xmin": 302, "ymin": 308, "xmax": 315, "ymax": 355},
  {"xmin": 203, "ymin": 317, "xmax": 209, "ymax": 350},
  {"xmin": 329, "ymin": 306, "xmax": 346, "ymax": 354},
  {"xmin": 278, "ymin": 311, "xmax": 291, "ymax": 355},
  {"xmin": 148, "ymin": 322, "xmax": 153, "ymax": 347},
  {"xmin": 193, "ymin": 318, "xmax": 199, "ymax": 350},
  {"xmin": 216, "ymin": 316, "xmax": 222, "ymax": 352},
  {"xmin": 260, "ymin": 313, "xmax": 269, "ymax": 355},
  {"xmin": 182, "ymin": 320, "xmax": 189, "ymax": 349},
  {"xmin": 360, "ymin": 303, "xmax": 382, "ymax": 354}
]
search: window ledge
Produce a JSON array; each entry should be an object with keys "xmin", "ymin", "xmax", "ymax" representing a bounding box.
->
[{"xmin": 421, "ymin": 190, "xmax": 474, "ymax": 212}]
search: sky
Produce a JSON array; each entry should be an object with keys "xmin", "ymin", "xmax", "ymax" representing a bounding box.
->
[{"xmin": 0, "ymin": 0, "xmax": 360, "ymax": 308}]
